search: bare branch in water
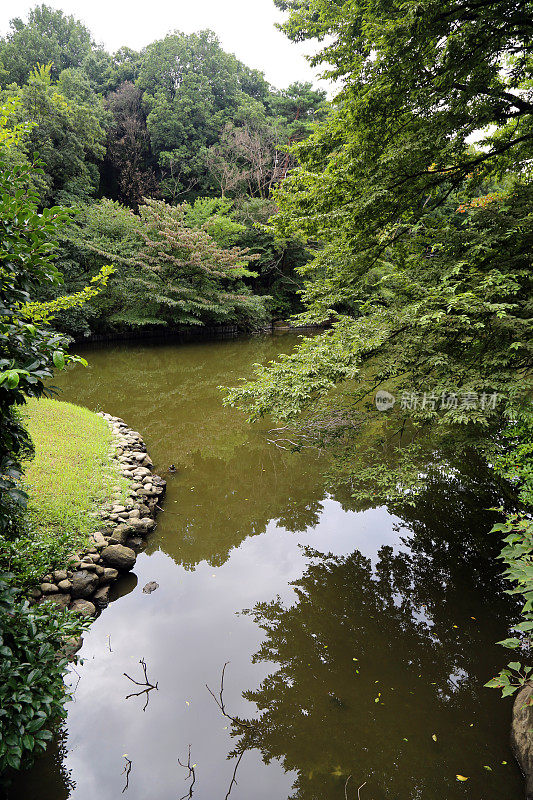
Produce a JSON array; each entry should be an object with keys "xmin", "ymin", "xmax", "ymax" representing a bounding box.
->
[
  {"xmin": 124, "ymin": 658, "xmax": 159, "ymax": 711},
  {"xmin": 358, "ymin": 782, "xmax": 367, "ymax": 800},
  {"xmin": 178, "ymin": 744, "xmax": 196, "ymax": 800},
  {"xmin": 121, "ymin": 756, "xmax": 132, "ymax": 793},
  {"xmin": 224, "ymin": 750, "xmax": 245, "ymax": 800},
  {"xmin": 205, "ymin": 662, "xmax": 253, "ymax": 730}
]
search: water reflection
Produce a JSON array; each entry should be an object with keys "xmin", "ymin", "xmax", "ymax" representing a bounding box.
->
[
  {"xmin": 6, "ymin": 335, "xmax": 524, "ymax": 799},
  {"xmin": 230, "ymin": 466, "xmax": 521, "ymax": 800}
]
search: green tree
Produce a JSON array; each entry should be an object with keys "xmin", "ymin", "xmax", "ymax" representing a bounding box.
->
[
  {"xmin": 0, "ymin": 4, "xmax": 109, "ymax": 89},
  {"xmin": 226, "ymin": 0, "xmax": 533, "ymax": 494},
  {"xmin": 130, "ymin": 198, "xmax": 267, "ymax": 328},
  {"xmin": 137, "ymin": 31, "xmax": 278, "ymax": 199},
  {"xmin": 3, "ymin": 64, "xmax": 108, "ymax": 204}
]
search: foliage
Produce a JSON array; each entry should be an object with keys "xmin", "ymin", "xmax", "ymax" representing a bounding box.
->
[
  {"xmin": 0, "ymin": 102, "xmax": 113, "ymax": 777},
  {"xmin": 485, "ymin": 514, "xmax": 533, "ymax": 696},
  {"xmin": 0, "ymin": 4, "xmax": 100, "ymax": 86},
  {"xmin": 103, "ymin": 81, "xmax": 158, "ymax": 207},
  {"xmin": 0, "ymin": 6, "xmax": 329, "ymax": 328},
  {"xmin": 131, "ymin": 198, "xmax": 268, "ymax": 328},
  {"xmin": 137, "ymin": 30, "xmax": 264, "ymax": 199},
  {"xmin": 0, "ymin": 573, "xmax": 87, "ymax": 774},
  {"xmin": 227, "ymin": 0, "xmax": 533, "ymax": 471},
  {"xmin": 2, "ymin": 63, "xmax": 108, "ymax": 205}
]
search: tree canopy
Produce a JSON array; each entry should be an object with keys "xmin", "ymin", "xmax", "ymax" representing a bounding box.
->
[{"xmin": 227, "ymin": 0, "xmax": 533, "ymax": 506}]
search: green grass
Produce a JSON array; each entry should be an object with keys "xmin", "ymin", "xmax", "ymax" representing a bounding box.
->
[{"xmin": 2, "ymin": 398, "xmax": 124, "ymax": 587}]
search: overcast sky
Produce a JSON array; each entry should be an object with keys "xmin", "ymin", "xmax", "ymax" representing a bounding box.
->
[{"xmin": 0, "ymin": 0, "xmax": 330, "ymax": 92}]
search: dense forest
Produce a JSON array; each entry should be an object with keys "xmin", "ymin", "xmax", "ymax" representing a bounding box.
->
[{"xmin": 0, "ymin": 4, "xmax": 328, "ymax": 336}]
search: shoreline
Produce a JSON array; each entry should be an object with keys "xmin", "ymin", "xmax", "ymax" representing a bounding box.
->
[{"xmin": 30, "ymin": 412, "xmax": 166, "ymax": 626}]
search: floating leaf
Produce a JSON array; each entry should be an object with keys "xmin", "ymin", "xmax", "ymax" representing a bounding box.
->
[
  {"xmin": 456, "ymin": 775, "xmax": 469, "ymax": 782},
  {"xmin": 432, "ymin": 734, "xmax": 437, "ymax": 742},
  {"xmin": 483, "ymin": 765, "xmax": 492, "ymax": 771}
]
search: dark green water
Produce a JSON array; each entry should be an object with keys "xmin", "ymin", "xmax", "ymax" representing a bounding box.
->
[{"xmin": 7, "ymin": 334, "xmax": 524, "ymax": 800}]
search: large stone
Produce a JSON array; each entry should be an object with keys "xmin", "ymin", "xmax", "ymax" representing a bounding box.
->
[
  {"xmin": 71, "ymin": 569, "xmax": 99, "ymax": 599},
  {"xmin": 53, "ymin": 570, "xmax": 68, "ymax": 583},
  {"xmin": 45, "ymin": 593, "xmax": 71, "ymax": 609},
  {"xmin": 40, "ymin": 582, "xmax": 59, "ymax": 594},
  {"xmin": 92, "ymin": 531, "xmax": 107, "ymax": 548},
  {"xmin": 129, "ymin": 517, "xmax": 155, "ymax": 534},
  {"xmin": 101, "ymin": 544, "xmax": 136, "ymax": 571},
  {"xmin": 100, "ymin": 567, "xmax": 119, "ymax": 584},
  {"xmin": 58, "ymin": 579, "xmax": 72, "ymax": 592},
  {"xmin": 109, "ymin": 529, "xmax": 128, "ymax": 545},
  {"xmin": 70, "ymin": 599, "xmax": 96, "ymax": 617},
  {"xmin": 79, "ymin": 561, "xmax": 97, "ymax": 572},
  {"xmin": 512, "ymin": 682, "xmax": 533, "ymax": 799},
  {"xmin": 93, "ymin": 585, "xmax": 110, "ymax": 608}
]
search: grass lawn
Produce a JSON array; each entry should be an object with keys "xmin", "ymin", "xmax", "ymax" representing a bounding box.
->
[{"xmin": 6, "ymin": 398, "xmax": 124, "ymax": 586}]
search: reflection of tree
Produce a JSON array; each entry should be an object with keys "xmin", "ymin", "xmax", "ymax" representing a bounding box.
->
[
  {"xmin": 3, "ymin": 724, "xmax": 74, "ymax": 799},
  {"xmin": 145, "ymin": 445, "xmax": 327, "ymax": 568},
  {"xmin": 231, "ymin": 466, "xmax": 523, "ymax": 800}
]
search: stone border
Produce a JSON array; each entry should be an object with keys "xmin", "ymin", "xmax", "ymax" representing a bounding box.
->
[{"xmin": 29, "ymin": 413, "xmax": 166, "ymax": 620}]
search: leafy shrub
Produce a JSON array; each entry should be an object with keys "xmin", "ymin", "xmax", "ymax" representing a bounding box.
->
[{"xmin": 0, "ymin": 573, "xmax": 87, "ymax": 773}]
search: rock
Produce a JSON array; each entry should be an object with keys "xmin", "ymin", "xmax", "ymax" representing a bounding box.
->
[
  {"xmin": 58, "ymin": 579, "xmax": 72, "ymax": 592},
  {"xmin": 92, "ymin": 531, "xmax": 107, "ymax": 548},
  {"xmin": 45, "ymin": 593, "xmax": 71, "ymax": 609},
  {"xmin": 143, "ymin": 581, "xmax": 159, "ymax": 594},
  {"xmin": 70, "ymin": 599, "xmax": 97, "ymax": 617},
  {"xmin": 79, "ymin": 561, "xmax": 97, "ymax": 572},
  {"xmin": 129, "ymin": 517, "xmax": 155, "ymax": 534},
  {"xmin": 71, "ymin": 570, "xmax": 99, "ymax": 599},
  {"xmin": 112, "ymin": 505, "xmax": 126, "ymax": 514},
  {"xmin": 109, "ymin": 527, "xmax": 129, "ymax": 545},
  {"xmin": 128, "ymin": 509, "xmax": 141, "ymax": 519},
  {"xmin": 101, "ymin": 544, "xmax": 136, "ymax": 571},
  {"xmin": 100, "ymin": 567, "xmax": 119, "ymax": 584},
  {"xmin": 28, "ymin": 587, "xmax": 42, "ymax": 599},
  {"xmin": 40, "ymin": 582, "xmax": 59, "ymax": 594},
  {"xmin": 101, "ymin": 525, "xmax": 116, "ymax": 536},
  {"xmin": 53, "ymin": 570, "xmax": 68, "ymax": 583},
  {"xmin": 42, "ymin": 573, "xmax": 53, "ymax": 583},
  {"xmin": 127, "ymin": 536, "xmax": 144, "ymax": 548},
  {"xmin": 93, "ymin": 585, "xmax": 110, "ymax": 608},
  {"xmin": 512, "ymin": 682, "xmax": 533, "ymax": 799},
  {"xmin": 95, "ymin": 564, "xmax": 104, "ymax": 575},
  {"xmin": 135, "ymin": 467, "xmax": 151, "ymax": 478}
]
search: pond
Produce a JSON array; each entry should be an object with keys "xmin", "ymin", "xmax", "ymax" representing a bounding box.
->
[{"xmin": 8, "ymin": 333, "xmax": 523, "ymax": 800}]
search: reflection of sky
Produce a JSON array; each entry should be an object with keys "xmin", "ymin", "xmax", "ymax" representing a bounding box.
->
[{"xmin": 44, "ymin": 503, "xmax": 407, "ymax": 800}]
